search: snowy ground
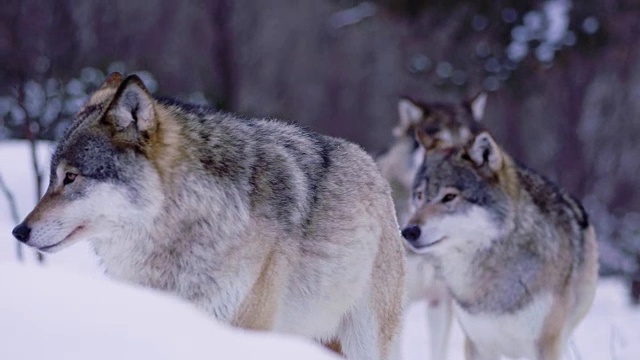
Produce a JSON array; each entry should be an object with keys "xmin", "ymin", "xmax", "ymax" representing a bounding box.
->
[
  {"xmin": 0, "ymin": 263, "xmax": 338, "ymax": 360},
  {"xmin": 0, "ymin": 140, "xmax": 638, "ymax": 359}
]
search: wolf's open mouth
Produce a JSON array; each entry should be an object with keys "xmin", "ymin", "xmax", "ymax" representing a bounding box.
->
[{"xmin": 38, "ymin": 225, "xmax": 86, "ymax": 252}]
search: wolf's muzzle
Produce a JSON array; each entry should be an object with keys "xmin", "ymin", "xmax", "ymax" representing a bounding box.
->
[
  {"xmin": 12, "ymin": 223, "xmax": 31, "ymax": 243},
  {"xmin": 401, "ymin": 225, "xmax": 421, "ymax": 242}
]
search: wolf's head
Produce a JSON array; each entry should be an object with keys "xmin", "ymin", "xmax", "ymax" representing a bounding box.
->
[
  {"xmin": 401, "ymin": 131, "xmax": 516, "ymax": 256},
  {"xmin": 12, "ymin": 73, "xmax": 165, "ymax": 253},
  {"xmin": 378, "ymin": 93, "xmax": 488, "ymax": 201},
  {"xmin": 393, "ymin": 92, "xmax": 486, "ymax": 148}
]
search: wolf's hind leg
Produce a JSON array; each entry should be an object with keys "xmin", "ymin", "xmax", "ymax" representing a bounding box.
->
[
  {"xmin": 321, "ymin": 338, "xmax": 343, "ymax": 356},
  {"xmin": 337, "ymin": 292, "xmax": 382, "ymax": 360},
  {"xmin": 388, "ymin": 335, "xmax": 403, "ymax": 360}
]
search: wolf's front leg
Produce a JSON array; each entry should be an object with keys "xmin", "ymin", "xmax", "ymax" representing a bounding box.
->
[
  {"xmin": 537, "ymin": 335, "xmax": 563, "ymax": 360},
  {"xmin": 464, "ymin": 337, "xmax": 499, "ymax": 360},
  {"xmin": 425, "ymin": 283, "xmax": 452, "ymax": 360}
]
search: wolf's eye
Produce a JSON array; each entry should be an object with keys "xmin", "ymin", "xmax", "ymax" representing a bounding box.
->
[
  {"xmin": 63, "ymin": 172, "xmax": 77, "ymax": 185},
  {"xmin": 442, "ymin": 193, "xmax": 457, "ymax": 203}
]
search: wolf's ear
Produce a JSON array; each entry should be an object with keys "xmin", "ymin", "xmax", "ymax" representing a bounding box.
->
[
  {"xmin": 394, "ymin": 98, "xmax": 424, "ymax": 137},
  {"xmin": 82, "ymin": 72, "xmax": 124, "ymax": 108},
  {"xmin": 466, "ymin": 92, "xmax": 487, "ymax": 121},
  {"xmin": 468, "ymin": 132, "xmax": 502, "ymax": 172},
  {"xmin": 99, "ymin": 72, "xmax": 125, "ymax": 90},
  {"xmin": 414, "ymin": 125, "xmax": 435, "ymax": 150},
  {"xmin": 107, "ymin": 75, "xmax": 156, "ymax": 135}
]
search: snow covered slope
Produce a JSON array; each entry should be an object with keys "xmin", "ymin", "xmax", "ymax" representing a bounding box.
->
[{"xmin": 0, "ymin": 263, "xmax": 338, "ymax": 360}]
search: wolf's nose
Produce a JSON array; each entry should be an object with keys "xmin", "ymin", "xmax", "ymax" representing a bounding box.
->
[
  {"xmin": 12, "ymin": 223, "xmax": 31, "ymax": 243},
  {"xmin": 401, "ymin": 226, "xmax": 421, "ymax": 242}
]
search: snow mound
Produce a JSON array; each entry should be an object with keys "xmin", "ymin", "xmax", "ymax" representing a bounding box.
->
[{"xmin": 0, "ymin": 262, "xmax": 338, "ymax": 360}]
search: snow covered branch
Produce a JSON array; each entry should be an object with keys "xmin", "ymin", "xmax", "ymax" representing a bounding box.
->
[
  {"xmin": 0, "ymin": 173, "xmax": 22, "ymax": 261},
  {"xmin": 328, "ymin": 2, "xmax": 377, "ymax": 29}
]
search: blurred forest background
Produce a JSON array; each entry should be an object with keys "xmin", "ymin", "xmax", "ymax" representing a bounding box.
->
[{"xmin": 1, "ymin": 0, "xmax": 639, "ymax": 298}]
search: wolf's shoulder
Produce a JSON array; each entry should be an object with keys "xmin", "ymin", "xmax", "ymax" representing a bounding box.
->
[{"xmin": 515, "ymin": 163, "xmax": 589, "ymax": 230}]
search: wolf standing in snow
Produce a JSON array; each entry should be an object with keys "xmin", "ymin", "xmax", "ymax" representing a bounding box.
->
[
  {"xmin": 401, "ymin": 129, "xmax": 599, "ymax": 360},
  {"xmin": 376, "ymin": 94, "xmax": 486, "ymax": 360},
  {"xmin": 12, "ymin": 73, "xmax": 406, "ymax": 360}
]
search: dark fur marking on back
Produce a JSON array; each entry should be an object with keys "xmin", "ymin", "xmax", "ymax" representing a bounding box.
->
[
  {"xmin": 515, "ymin": 161, "xmax": 589, "ymax": 229},
  {"xmin": 302, "ymin": 133, "xmax": 335, "ymax": 234}
]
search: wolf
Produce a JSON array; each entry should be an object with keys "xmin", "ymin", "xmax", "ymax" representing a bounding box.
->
[
  {"xmin": 401, "ymin": 129, "xmax": 599, "ymax": 360},
  {"xmin": 376, "ymin": 94, "xmax": 486, "ymax": 360},
  {"xmin": 12, "ymin": 73, "xmax": 406, "ymax": 360},
  {"xmin": 377, "ymin": 93, "xmax": 487, "ymax": 223}
]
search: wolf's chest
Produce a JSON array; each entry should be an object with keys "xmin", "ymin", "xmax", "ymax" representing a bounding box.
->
[{"xmin": 454, "ymin": 292, "xmax": 553, "ymax": 358}]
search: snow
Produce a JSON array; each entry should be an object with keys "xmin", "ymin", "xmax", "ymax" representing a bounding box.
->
[
  {"xmin": 1, "ymin": 141, "xmax": 639, "ymax": 359},
  {"xmin": 400, "ymin": 280, "xmax": 640, "ymax": 360},
  {"xmin": 543, "ymin": 0, "xmax": 571, "ymax": 45},
  {"xmin": 0, "ymin": 263, "xmax": 338, "ymax": 360}
]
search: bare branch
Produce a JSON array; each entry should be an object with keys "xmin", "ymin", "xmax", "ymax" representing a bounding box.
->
[
  {"xmin": 18, "ymin": 83, "xmax": 45, "ymax": 264},
  {"xmin": 0, "ymin": 173, "xmax": 23, "ymax": 261},
  {"xmin": 26, "ymin": 127, "xmax": 45, "ymax": 264},
  {"xmin": 328, "ymin": 2, "xmax": 377, "ymax": 29},
  {"xmin": 27, "ymin": 137, "xmax": 43, "ymax": 199}
]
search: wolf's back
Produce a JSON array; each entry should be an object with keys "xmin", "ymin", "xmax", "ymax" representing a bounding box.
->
[{"xmin": 163, "ymin": 98, "xmax": 395, "ymax": 236}]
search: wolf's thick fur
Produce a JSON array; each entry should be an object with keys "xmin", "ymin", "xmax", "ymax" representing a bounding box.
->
[
  {"xmin": 376, "ymin": 95, "xmax": 486, "ymax": 360},
  {"xmin": 402, "ymin": 131, "xmax": 598, "ymax": 360},
  {"xmin": 14, "ymin": 73, "xmax": 406, "ymax": 360}
]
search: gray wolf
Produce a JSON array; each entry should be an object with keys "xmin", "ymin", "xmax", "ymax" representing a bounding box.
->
[
  {"xmin": 401, "ymin": 130, "xmax": 599, "ymax": 360},
  {"xmin": 377, "ymin": 93, "xmax": 487, "ymax": 223},
  {"xmin": 12, "ymin": 73, "xmax": 406, "ymax": 360},
  {"xmin": 376, "ymin": 94, "xmax": 486, "ymax": 360}
]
